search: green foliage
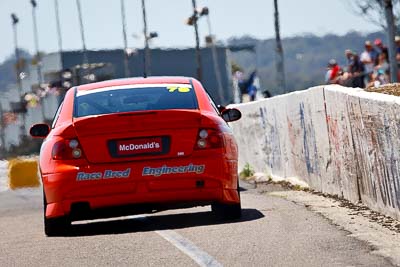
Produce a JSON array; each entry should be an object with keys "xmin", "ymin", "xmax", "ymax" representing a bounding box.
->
[{"xmin": 240, "ymin": 162, "xmax": 255, "ymax": 179}]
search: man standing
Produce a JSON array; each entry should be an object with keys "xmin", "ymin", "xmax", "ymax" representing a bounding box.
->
[
  {"xmin": 395, "ymin": 36, "xmax": 400, "ymax": 63},
  {"xmin": 374, "ymin": 38, "xmax": 388, "ymax": 56},
  {"xmin": 345, "ymin": 49, "xmax": 365, "ymax": 88},
  {"xmin": 395, "ymin": 36, "xmax": 400, "ymax": 81},
  {"xmin": 360, "ymin": 41, "xmax": 378, "ymax": 85}
]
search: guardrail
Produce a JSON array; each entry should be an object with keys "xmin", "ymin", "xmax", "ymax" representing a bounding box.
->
[{"xmin": 230, "ymin": 85, "xmax": 400, "ymax": 220}]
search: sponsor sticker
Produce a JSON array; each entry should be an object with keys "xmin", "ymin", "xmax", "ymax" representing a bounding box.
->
[
  {"xmin": 76, "ymin": 168, "xmax": 131, "ymax": 181},
  {"xmin": 117, "ymin": 137, "xmax": 162, "ymax": 156},
  {"xmin": 142, "ymin": 163, "xmax": 205, "ymax": 177},
  {"xmin": 166, "ymin": 86, "xmax": 191, "ymax": 93}
]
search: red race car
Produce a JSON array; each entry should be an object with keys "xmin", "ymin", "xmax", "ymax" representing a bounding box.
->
[{"xmin": 30, "ymin": 77, "xmax": 242, "ymax": 236}]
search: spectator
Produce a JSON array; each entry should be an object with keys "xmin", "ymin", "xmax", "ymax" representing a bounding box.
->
[
  {"xmin": 374, "ymin": 38, "xmax": 388, "ymax": 60},
  {"xmin": 360, "ymin": 40, "xmax": 378, "ymax": 85},
  {"xmin": 376, "ymin": 50, "xmax": 389, "ymax": 72},
  {"xmin": 325, "ymin": 59, "xmax": 341, "ymax": 84},
  {"xmin": 345, "ymin": 50, "xmax": 365, "ymax": 88},
  {"xmin": 395, "ymin": 35, "xmax": 400, "ymax": 82},
  {"xmin": 345, "ymin": 49, "xmax": 353, "ymax": 65},
  {"xmin": 262, "ymin": 90, "xmax": 272, "ymax": 98},
  {"xmin": 246, "ymin": 71, "xmax": 258, "ymax": 101},
  {"xmin": 368, "ymin": 51, "xmax": 390, "ymax": 88},
  {"xmin": 233, "ymin": 70, "xmax": 244, "ymax": 103},
  {"xmin": 236, "ymin": 70, "xmax": 258, "ymax": 102},
  {"xmin": 396, "ymin": 36, "xmax": 400, "ymax": 63}
]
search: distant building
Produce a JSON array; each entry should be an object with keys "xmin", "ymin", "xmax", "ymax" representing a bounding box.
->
[{"xmin": 23, "ymin": 47, "xmax": 235, "ymax": 105}]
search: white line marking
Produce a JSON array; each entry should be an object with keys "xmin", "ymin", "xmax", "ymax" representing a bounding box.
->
[
  {"xmin": 75, "ymin": 214, "xmax": 222, "ymax": 266},
  {"xmin": 72, "ymin": 214, "xmax": 145, "ymax": 225},
  {"xmin": 156, "ymin": 229, "xmax": 223, "ymax": 267}
]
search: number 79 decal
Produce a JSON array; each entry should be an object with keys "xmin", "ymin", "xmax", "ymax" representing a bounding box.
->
[{"xmin": 166, "ymin": 86, "xmax": 191, "ymax": 93}]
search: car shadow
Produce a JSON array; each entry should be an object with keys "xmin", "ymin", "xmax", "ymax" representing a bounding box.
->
[
  {"xmin": 64, "ymin": 208, "xmax": 264, "ymax": 237},
  {"xmin": 238, "ymin": 186, "xmax": 247, "ymax": 192}
]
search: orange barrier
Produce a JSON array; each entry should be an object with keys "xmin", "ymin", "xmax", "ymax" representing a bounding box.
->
[{"xmin": 8, "ymin": 158, "xmax": 40, "ymax": 190}]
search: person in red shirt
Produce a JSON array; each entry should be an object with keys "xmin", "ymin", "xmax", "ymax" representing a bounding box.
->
[
  {"xmin": 325, "ymin": 59, "xmax": 341, "ymax": 84},
  {"xmin": 374, "ymin": 38, "xmax": 388, "ymax": 59}
]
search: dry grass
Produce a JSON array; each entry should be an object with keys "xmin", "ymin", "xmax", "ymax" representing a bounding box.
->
[{"xmin": 365, "ymin": 83, "xmax": 400, "ymax": 96}]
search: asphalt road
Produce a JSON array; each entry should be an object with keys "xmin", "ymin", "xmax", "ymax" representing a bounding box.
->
[{"xmin": 0, "ymin": 182, "xmax": 394, "ymax": 267}]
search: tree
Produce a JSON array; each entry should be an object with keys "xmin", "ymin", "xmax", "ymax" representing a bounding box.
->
[
  {"xmin": 349, "ymin": 0, "xmax": 399, "ymax": 27},
  {"xmin": 348, "ymin": 0, "xmax": 399, "ymax": 82}
]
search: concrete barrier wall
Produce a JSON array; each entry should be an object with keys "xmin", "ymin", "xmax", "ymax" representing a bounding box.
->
[
  {"xmin": 230, "ymin": 85, "xmax": 400, "ymax": 220},
  {"xmin": 346, "ymin": 90, "xmax": 400, "ymax": 219}
]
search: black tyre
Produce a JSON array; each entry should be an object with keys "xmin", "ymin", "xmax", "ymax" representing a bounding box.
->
[
  {"xmin": 211, "ymin": 201, "xmax": 242, "ymax": 219},
  {"xmin": 212, "ymin": 182, "xmax": 242, "ymax": 219},
  {"xmin": 43, "ymin": 191, "xmax": 70, "ymax": 236},
  {"xmin": 44, "ymin": 216, "xmax": 70, "ymax": 236}
]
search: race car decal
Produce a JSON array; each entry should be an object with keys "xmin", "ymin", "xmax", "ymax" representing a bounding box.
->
[
  {"xmin": 119, "ymin": 141, "xmax": 160, "ymax": 152},
  {"xmin": 76, "ymin": 172, "xmax": 102, "ymax": 181},
  {"xmin": 76, "ymin": 168, "xmax": 131, "ymax": 181},
  {"xmin": 142, "ymin": 164, "xmax": 205, "ymax": 177},
  {"xmin": 103, "ymin": 169, "xmax": 131, "ymax": 179},
  {"xmin": 166, "ymin": 86, "xmax": 191, "ymax": 93},
  {"xmin": 117, "ymin": 137, "xmax": 162, "ymax": 156}
]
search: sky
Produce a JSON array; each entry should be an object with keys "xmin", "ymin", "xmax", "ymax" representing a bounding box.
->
[{"xmin": 0, "ymin": 0, "xmax": 382, "ymax": 64}]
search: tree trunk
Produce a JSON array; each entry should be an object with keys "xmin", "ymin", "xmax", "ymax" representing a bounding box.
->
[{"xmin": 383, "ymin": 0, "xmax": 398, "ymax": 82}]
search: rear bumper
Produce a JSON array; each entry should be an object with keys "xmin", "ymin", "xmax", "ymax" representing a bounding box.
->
[{"xmin": 42, "ymin": 155, "xmax": 239, "ymax": 219}]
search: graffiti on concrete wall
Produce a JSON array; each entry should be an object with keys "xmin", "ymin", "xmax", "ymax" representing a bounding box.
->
[
  {"xmin": 299, "ymin": 102, "xmax": 319, "ymax": 176},
  {"xmin": 259, "ymin": 106, "xmax": 282, "ymax": 171},
  {"xmin": 355, "ymin": 106, "xmax": 400, "ymax": 212},
  {"xmin": 230, "ymin": 85, "xmax": 400, "ymax": 219}
]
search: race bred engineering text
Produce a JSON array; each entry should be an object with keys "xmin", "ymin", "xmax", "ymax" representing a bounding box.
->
[
  {"xmin": 76, "ymin": 168, "xmax": 131, "ymax": 181},
  {"xmin": 142, "ymin": 164, "xmax": 205, "ymax": 177}
]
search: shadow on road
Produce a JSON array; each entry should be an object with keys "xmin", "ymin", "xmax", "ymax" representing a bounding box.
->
[
  {"xmin": 238, "ymin": 186, "xmax": 248, "ymax": 192},
  {"xmin": 65, "ymin": 208, "xmax": 264, "ymax": 237}
]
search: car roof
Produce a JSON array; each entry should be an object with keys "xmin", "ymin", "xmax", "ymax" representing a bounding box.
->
[{"xmin": 76, "ymin": 76, "xmax": 193, "ymax": 92}]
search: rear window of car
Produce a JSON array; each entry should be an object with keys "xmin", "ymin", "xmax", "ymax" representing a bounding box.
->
[{"xmin": 74, "ymin": 84, "xmax": 198, "ymax": 117}]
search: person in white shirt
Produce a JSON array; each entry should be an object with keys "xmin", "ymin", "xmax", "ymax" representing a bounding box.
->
[{"xmin": 360, "ymin": 40, "xmax": 378, "ymax": 85}]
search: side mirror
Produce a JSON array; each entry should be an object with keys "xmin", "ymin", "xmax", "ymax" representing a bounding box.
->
[
  {"xmin": 217, "ymin": 104, "xmax": 226, "ymax": 113},
  {"xmin": 30, "ymin": 123, "xmax": 50, "ymax": 138},
  {"xmin": 221, "ymin": 108, "xmax": 242, "ymax": 122}
]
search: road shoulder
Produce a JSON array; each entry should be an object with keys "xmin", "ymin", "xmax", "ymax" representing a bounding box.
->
[{"xmin": 269, "ymin": 190, "xmax": 400, "ymax": 266}]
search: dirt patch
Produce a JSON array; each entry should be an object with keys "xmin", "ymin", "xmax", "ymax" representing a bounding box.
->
[
  {"xmin": 365, "ymin": 83, "xmax": 400, "ymax": 96},
  {"xmin": 333, "ymin": 196, "xmax": 400, "ymax": 234},
  {"xmin": 269, "ymin": 190, "xmax": 400, "ymax": 266},
  {"xmin": 244, "ymin": 176, "xmax": 400, "ymax": 234},
  {"xmin": 244, "ymin": 178, "xmax": 309, "ymax": 194},
  {"xmin": 302, "ymin": 189, "xmax": 400, "ymax": 234}
]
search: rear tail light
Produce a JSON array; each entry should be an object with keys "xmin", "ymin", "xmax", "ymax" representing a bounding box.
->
[
  {"xmin": 52, "ymin": 138, "xmax": 85, "ymax": 160},
  {"xmin": 195, "ymin": 129, "xmax": 224, "ymax": 149}
]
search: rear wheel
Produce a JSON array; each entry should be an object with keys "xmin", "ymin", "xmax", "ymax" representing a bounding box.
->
[
  {"xmin": 43, "ymin": 191, "xmax": 70, "ymax": 236},
  {"xmin": 44, "ymin": 216, "xmax": 70, "ymax": 237},
  {"xmin": 211, "ymin": 201, "xmax": 242, "ymax": 219},
  {"xmin": 212, "ymin": 182, "xmax": 242, "ymax": 219}
]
